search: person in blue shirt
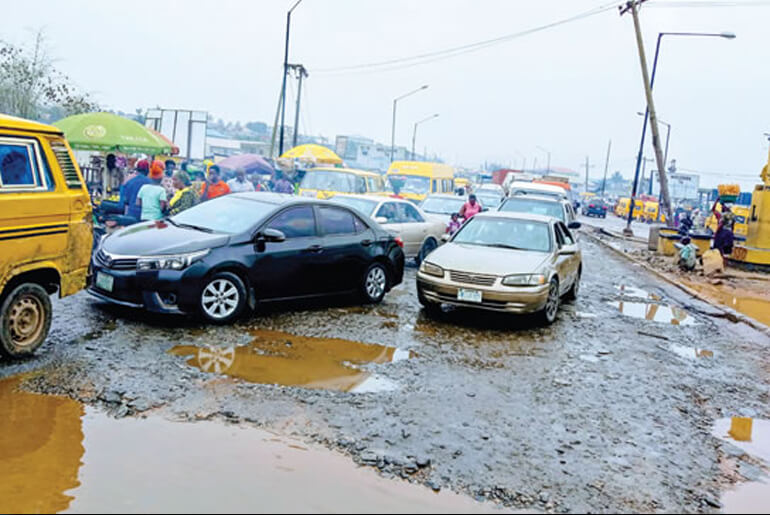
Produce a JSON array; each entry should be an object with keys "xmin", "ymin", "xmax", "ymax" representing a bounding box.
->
[{"xmin": 120, "ymin": 159, "xmax": 151, "ymax": 222}]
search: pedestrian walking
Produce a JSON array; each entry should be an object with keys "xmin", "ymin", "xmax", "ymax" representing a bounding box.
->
[
  {"xmin": 226, "ymin": 168, "xmax": 255, "ymax": 193},
  {"xmin": 199, "ymin": 165, "xmax": 230, "ymax": 201},
  {"xmin": 119, "ymin": 159, "xmax": 151, "ymax": 223},
  {"xmin": 459, "ymin": 194, "xmax": 482, "ymax": 220},
  {"xmin": 168, "ymin": 170, "xmax": 198, "ymax": 216},
  {"xmin": 273, "ymin": 171, "xmax": 294, "ymax": 194},
  {"xmin": 161, "ymin": 159, "xmax": 177, "ymax": 198},
  {"xmin": 446, "ymin": 213, "xmax": 462, "ymax": 235},
  {"xmin": 136, "ymin": 160, "xmax": 168, "ymax": 221}
]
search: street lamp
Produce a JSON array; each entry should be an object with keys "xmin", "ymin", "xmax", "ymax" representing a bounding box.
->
[
  {"xmin": 637, "ymin": 111, "xmax": 671, "ymax": 195},
  {"xmin": 412, "ymin": 114, "xmax": 439, "ymax": 161},
  {"xmin": 626, "ymin": 30, "xmax": 735, "ymax": 232},
  {"xmin": 536, "ymin": 146, "xmax": 551, "ymax": 173},
  {"xmin": 278, "ymin": 0, "xmax": 304, "ymax": 156},
  {"xmin": 390, "ymin": 85, "xmax": 429, "ymax": 163}
]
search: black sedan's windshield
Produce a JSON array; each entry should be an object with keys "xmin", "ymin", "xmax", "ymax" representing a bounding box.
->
[
  {"xmin": 499, "ymin": 198, "xmax": 565, "ymax": 222},
  {"xmin": 171, "ymin": 196, "xmax": 275, "ymax": 234},
  {"xmin": 453, "ymin": 217, "xmax": 552, "ymax": 253}
]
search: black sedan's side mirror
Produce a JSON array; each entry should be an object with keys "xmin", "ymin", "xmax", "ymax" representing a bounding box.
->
[
  {"xmin": 262, "ymin": 228, "xmax": 286, "ymax": 242},
  {"xmin": 568, "ymin": 221, "xmax": 582, "ymax": 230}
]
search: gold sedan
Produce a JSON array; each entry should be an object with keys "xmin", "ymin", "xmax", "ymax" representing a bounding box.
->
[{"xmin": 416, "ymin": 212, "xmax": 582, "ymax": 324}]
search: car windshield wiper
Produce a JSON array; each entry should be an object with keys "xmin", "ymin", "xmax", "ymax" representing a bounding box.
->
[
  {"xmin": 485, "ymin": 243, "xmax": 528, "ymax": 251},
  {"xmin": 174, "ymin": 221, "xmax": 215, "ymax": 233}
]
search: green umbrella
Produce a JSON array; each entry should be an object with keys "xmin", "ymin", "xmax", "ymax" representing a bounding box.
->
[{"xmin": 54, "ymin": 112, "xmax": 172, "ymax": 154}]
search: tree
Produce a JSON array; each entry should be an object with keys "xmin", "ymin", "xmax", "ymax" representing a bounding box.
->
[{"xmin": 0, "ymin": 30, "xmax": 98, "ymax": 121}]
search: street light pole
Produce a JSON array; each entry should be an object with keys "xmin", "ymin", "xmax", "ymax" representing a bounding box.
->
[
  {"xmin": 637, "ymin": 112, "xmax": 671, "ymax": 196},
  {"xmin": 412, "ymin": 114, "xmax": 439, "ymax": 161},
  {"xmin": 601, "ymin": 139, "xmax": 612, "ymax": 197},
  {"xmin": 620, "ymin": 0, "xmax": 736, "ymax": 234},
  {"xmin": 390, "ymin": 85, "xmax": 429, "ymax": 163},
  {"xmin": 536, "ymin": 146, "xmax": 551, "ymax": 173},
  {"xmin": 279, "ymin": 0, "xmax": 303, "ymax": 157}
]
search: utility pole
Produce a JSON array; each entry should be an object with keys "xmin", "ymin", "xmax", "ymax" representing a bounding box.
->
[
  {"xmin": 289, "ymin": 64, "xmax": 308, "ymax": 148},
  {"xmin": 620, "ymin": 0, "xmax": 673, "ymax": 232},
  {"xmin": 279, "ymin": 0, "xmax": 304, "ymax": 157},
  {"xmin": 585, "ymin": 156, "xmax": 590, "ymax": 194},
  {"xmin": 269, "ymin": 83, "xmax": 285, "ymax": 159},
  {"xmin": 601, "ymin": 139, "xmax": 612, "ymax": 197},
  {"xmin": 640, "ymin": 157, "xmax": 652, "ymax": 195}
]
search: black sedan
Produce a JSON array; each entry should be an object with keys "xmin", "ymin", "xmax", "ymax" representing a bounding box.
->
[{"xmin": 89, "ymin": 193, "xmax": 405, "ymax": 323}]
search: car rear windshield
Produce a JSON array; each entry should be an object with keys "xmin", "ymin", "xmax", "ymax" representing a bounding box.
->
[
  {"xmin": 421, "ymin": 196, "xmax": 465, "ymax": 215},
  {"xmin": 387, "ymin": 175, "xmax": 430, "ymax": 195},
  {"xmin": 300, "ymin": 170, "xmax": 360, "ymax": 193},
  {"xmin": 476, "ymin": 194, "xmax": 503, "ymax": 209},
  {"xmin": 499, "ymin": 198, "xmax": 565, "ymax": 222},
  {"xmin": 453, "ymin": 217, "xmax": 552, "ymax": 253},
  {"xmin": 511, "ymin": 188, "xmax": 564, "ymax": 200},
  {"xmin": 170, "ymin": 196, "xmax": 275, "ymax": 234},
  {"xmin": 330, "ymin": 196, "xmax": 378, "ymax": 217}
]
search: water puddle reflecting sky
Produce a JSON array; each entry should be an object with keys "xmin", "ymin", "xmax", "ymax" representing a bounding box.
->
[
  {"xmin": 712, "ymin": 417, "xmax": 770, "ymax": 514},
  {"xmin": 669, "ymin": 344, "xmax": 714, "ymax": 360},
  {"xmin": 608, "ymin": 300, "xmax": 696, "ymax": 326},
  {"xmin": 169, "ymin": 329, "xmax": 414, "ymax": 393},
  {"xmin": 0, "ymin": 376, "xmax": 502, "ymax": 514}
]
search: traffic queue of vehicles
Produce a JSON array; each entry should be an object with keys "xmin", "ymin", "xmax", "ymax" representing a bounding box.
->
[{"xmin": 0, "ymin": 114, "xmax": 583, "ymax": 358}]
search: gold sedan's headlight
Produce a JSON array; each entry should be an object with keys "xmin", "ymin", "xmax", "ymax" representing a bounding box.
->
[
  {"xmin": 420, "ymin": 261, "xmax": 445, "ymax": 278},
  {"xmin": 502, "ymin": 274, "xmax": 546, "ymax": 287}
]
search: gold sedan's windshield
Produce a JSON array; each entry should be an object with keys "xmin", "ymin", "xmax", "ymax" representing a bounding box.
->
[{"xmin": 453, "ymin": 218, "xmax": 552, "ymax": 253}]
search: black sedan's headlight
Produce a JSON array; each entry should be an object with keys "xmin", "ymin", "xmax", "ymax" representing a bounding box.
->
[{"xmin": 136, "ymin": 249, "xmax": 209, "ymax": 271}]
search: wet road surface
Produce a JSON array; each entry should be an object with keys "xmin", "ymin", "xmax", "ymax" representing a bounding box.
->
[{"xmin": 1, "ymin": 237, "xmax": 768, "ymax": 513}]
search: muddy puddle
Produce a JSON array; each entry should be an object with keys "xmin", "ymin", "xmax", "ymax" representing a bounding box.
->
[
  {"xmin": 608, "ymin": 300, "xmax": 695, "ymax": 326},
  {"xmin": 169, "ymin": 329, "xmax": 414, "ymax": 393},
  {"xmin": 712, "ymin": 417, "xmax": 770, "ymax": 513},
  {"xmin": 669, "ymin": 344, "xmax": 714, "ymax": 360},
  {"xmin": 681, "ymin": 280, "xmax": 770, "ymax": 327},
  {"xmin": 0, "ymin": 376, "xmax": 505, "ymax": 514}
]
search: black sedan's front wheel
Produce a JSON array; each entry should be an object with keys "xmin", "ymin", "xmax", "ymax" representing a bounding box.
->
[
  {"xmin": 361, "ymin": 262, "xmax": 388, "ymax": 304},
  {"xmin": 199, "ymin": 272, "xmax": 247, "ymax": 324}
]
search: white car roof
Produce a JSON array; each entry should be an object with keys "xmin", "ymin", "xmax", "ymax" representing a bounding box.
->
[{"xmin": 509, "ymin": 182, "xmax": 568, "ymax": 197}]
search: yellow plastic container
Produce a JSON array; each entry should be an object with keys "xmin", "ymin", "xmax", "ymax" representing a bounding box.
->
[{"xmin": 728, "ymin": 416, "xmax": 753, "ymax": 442}]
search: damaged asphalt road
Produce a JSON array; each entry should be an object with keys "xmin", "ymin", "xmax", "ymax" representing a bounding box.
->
[{"xmin": 2, "ymin": 238, "xmax": 769, "ymax": 513}]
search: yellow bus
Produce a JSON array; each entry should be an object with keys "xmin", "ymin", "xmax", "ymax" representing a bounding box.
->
[
  {"xmin": 386, "ymin": 161, "xmax": 455, "ymax": 203},
  {"xmin": 615, "ymin": 197, "xmax": 644, "ymax": 219},
  {"xmin": 298, "ymin": 167, "xmax": 386, "ymax": 199}
]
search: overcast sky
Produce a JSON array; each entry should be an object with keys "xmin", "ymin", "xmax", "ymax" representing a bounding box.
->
[{"xmin": 2, "ymin": 0, "xmax": 769, "ymax": 188}]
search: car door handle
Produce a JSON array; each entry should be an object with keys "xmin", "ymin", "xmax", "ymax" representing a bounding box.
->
[
  {"xmin": 361, "ymin": 239, "xmax": 373, "ymax": 247},
  {"xmin": 305, "ymin": 245, "xmax": 324, "ymax": 253}
]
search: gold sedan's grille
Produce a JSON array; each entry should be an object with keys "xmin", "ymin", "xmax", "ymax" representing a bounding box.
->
[{"xmin": 449, "ymin": 270, "xmax": 497, "ymax": 287}]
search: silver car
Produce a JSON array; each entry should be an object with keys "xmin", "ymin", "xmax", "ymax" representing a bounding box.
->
[
  {"xmin": 330, "ymin": 194, "xmax": 445, "ymax": 263},
  {"xmin": 416, "ymin": 212, "xmax": 582, "ymax": 324}
]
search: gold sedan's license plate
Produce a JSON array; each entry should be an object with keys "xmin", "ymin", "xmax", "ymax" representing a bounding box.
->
[
  {"xmin": 457, "ymin": 288, "xmax": 482, "ymax": 303},
  {"xmin": 95, "ymin": 272, "xmax": 114, "ymax": 292}
]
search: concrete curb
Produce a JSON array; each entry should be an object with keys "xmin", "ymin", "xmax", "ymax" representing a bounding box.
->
[{"xmin": 582, "ymin": 229, "xmax": 770, "ymax": 337}]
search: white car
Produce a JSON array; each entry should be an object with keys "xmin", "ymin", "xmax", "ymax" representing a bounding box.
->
[
  {"xmin": 508, "ymin": 181, "xmax": 568, "ymax": 200},
  {"xmin": 498, "ymin": 195, "xmax": 578, "ymax": 225},
  {"xmin": 330, "ymin": 194, "xmax": 446, "ymax": 263}
]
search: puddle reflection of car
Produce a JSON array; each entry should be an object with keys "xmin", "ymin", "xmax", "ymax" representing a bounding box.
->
[
  {"xmin": 417, "ymin": 212, "xmax": 582, "ymax": 324},
  {"xmin": 329, "ymin": 194, "xmax": 445, "ymax": 264},
  {"xmin": 89, "ymin": 193, "xmax": 405, "ymax": 323}
]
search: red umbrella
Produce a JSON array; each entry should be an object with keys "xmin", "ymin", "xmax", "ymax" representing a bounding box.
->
[{"xmin": 149, "ymin": 128, "xmax": 179, "ymax": 156}]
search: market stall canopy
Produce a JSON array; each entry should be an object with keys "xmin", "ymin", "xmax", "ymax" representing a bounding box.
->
[
  {"xmin": 280, "ymin": 144, "xmax": 343, "ymax": 165},
  {"xmin": 217, "ymin": 153, "xmax": 275, "ymax": 176},
  {"xmin": 54, "ymin": 112, "xmax": 172, "ymax": 155},
  {"xmin": 148, "ymin": 128, "xmax": 179, "ymax": 156}
]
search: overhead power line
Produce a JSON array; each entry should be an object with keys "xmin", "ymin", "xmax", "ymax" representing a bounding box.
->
[
  {"xmin": 648, "ymin": 0, "xmax": 770, "ymax": 7},
  {"xmin": 314, "ymin": 1, "xmax": 618, "ymax": 76}
]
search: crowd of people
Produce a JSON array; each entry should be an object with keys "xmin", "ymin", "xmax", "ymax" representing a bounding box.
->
[
  {"xmin": 117, "ymin": 159, "xmax": 297, "ymax": 223},
  {"xmin": 675, "ymin": 196, "xmax": 736, "ymax": 272}
]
